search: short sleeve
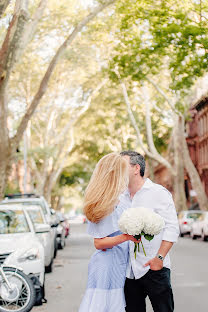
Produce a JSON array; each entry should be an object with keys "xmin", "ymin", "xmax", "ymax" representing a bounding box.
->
[{"xmin": 87, "ymin": 203, "xmax": 128, "ymax": 238}]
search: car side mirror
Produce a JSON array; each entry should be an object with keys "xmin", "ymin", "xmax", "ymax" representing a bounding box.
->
[
  {"xmin": 50, "ymin": 208, "xmax": 56, "ymax": 215},
  {"xmin": 51, "ymin": 222, "xmax": 58, "ymax": 228},
  {"xmin": 35, "ymin": 223, "xmax": 50, "ymax": 233}
]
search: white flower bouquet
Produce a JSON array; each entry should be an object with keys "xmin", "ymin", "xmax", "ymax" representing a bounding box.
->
[{"xmin": 118, "ymin": 207, "xmax": 165, "ymax": 258}]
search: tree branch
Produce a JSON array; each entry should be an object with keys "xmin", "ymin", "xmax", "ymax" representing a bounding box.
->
[
  {"xmin": 0, "ymin": 0, "xmax": 11, "ymax": 18},
  {"xmin": 54, "ymin": 79, "xmax": 107, "ymax": 145},
  {"xmin": 52, "ymin": 127, "xmax": 75, "ymax": 187},
  {"xmin": 0, "ymin": 0, "xmax": 29, "ymax": 91},
  {"xmin": 141, "ymin": 84, "xmax": 159, "ymax": 155},
  {"xmin": 119, "ymin": 77, "xmax": 175, "ymax": 174},
  {"xmin": 146, "ymin": 77, "xmax": 182, "ymax": 117},
  {"xmin": 16, "ymin": 0, "xmax": 47, "ymax": 60}
]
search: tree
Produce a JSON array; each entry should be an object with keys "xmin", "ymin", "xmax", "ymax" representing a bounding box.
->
[
  {"xmin": 28, "ymin": 80, "xmax": 105, "ymax": 202},
  {"xmin": 0, "ymin": 0, "xmax": 116, "ymax": 199},
  {"xmin": 107, "ymin": 0, "xmax": 208, "ymax": 210}
]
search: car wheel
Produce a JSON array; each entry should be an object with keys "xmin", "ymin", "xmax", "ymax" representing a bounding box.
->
[
  {"xmin": 54, "ymin": 239, "xmax": 58, "ymax": 258},
  {"xmin": 45, "ymin": 258, "xmax": 53, "ymax": 273},
  {"xmin": 202, "ymin": 231, "xmax": 208, "ymax": 242},
  {"xmin": 180, "ymin": 232, "xmax": 184, "ymax": 237},
  {"xmin": 191, "ymin": 229, "xmax": 197, "ymax": 240},
  {"xmin": 59, "ymin": 238, "xmax": 65, "ymax": 250}
]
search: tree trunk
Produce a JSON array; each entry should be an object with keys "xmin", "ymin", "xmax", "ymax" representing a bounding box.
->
[
  {"xmin": 147, "ymin": 157, "xmax": 155, "ymax": 181},
  {"xmin": 173, "ymin": 115, "xmax": 187, "ymax": 212},
  {"xmin": 181, "ymin": 116, "xmax": 208, "ymax": 210},
  {"xmin": 0, "ymin": 90, "xmax": 10, "ymax": 199}
]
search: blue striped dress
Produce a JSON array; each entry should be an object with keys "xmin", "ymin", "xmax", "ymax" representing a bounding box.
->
[{"xmin": 79, "ymin": 204, "xmax": 129, "ymax": 312}]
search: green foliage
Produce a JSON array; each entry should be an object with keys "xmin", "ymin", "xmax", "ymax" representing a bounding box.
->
[
  {"xmin": 144, "ymin": 233, "xmax": 154, "ymax": 241},
  {"xmin": 110, "ymin": 0, "xmax": 208, "ymax": 97}
]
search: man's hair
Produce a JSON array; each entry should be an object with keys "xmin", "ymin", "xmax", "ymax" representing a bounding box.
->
[{"xmin": 120, "ymin": 150, "xmax": 145, "ymax": 177}]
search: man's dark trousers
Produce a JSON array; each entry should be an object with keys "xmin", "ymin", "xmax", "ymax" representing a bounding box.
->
[{"xmin": 124, "ymin": 267, "xmax": 174, "ymax": 312}]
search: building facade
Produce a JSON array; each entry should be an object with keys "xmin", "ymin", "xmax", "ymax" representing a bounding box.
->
[{"xmin": 186, "ymin": 95, "xmax": 208, "ymax": 197}]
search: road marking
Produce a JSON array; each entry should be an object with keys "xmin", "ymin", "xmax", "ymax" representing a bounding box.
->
[{"xmin": 175, "ymin": 282, "xmax": 207, "ymax": 287}]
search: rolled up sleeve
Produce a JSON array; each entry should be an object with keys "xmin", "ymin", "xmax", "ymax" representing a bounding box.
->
[{"xmin": 155, "ymin": 189, "xmax": 179, "ymax": 243}]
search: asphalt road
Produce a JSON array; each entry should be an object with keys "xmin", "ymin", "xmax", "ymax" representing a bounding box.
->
[{"xmin": 35, "ymin": 224, "xmax": 208, "ymax": 312}]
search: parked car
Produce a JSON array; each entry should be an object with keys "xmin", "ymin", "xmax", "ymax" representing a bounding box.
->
[
  {"xmin": 178, "ymin": 210, "xmax": 203, "ymax": 236},
  {"xmin": 63, "ymin": 215, "xmax": 70, "ymax": 237},
  {"xmin": 55, "ymin": 212, "xmax": 67, "ymax": 249},
  {"xmin": 2, "ymin": 193, "xmax": 59, "ymax": 258},
  {"xmin": 56, "ymin": 212, "xmax": 70, "ymax": 237},
  {"xmin": 68, "ymin": 213, "xmax": 87, "ymax": 224},
  {"xmin": 0, "ymin": 205, "xmax": 45, "ymax": 286},
  {"xmin": 26, "ymin": 205, "xmax": 55, "ymax": 272},
  {"xmin": 190, "ymin": 211, "xmax": 208, "ymax": 241}
]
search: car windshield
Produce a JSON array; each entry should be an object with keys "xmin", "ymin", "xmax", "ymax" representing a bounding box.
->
[
  {"xmin": 22, "ymin": 201, "xmax": 47, "ymax": 215},
  {"xmin": 27, "ymin": 209, "xmax": 44, "ymax": 224},
  {"xmin": 187, "ymin": 212, "xmax": 202, "ymax": 220},
  {"xmin": 1, "ymin": 200, "xmax": 48, "ymax": 215},
  {"xmin": 0, "ymin": 210, "xmax": 30, "ymax": 234}
]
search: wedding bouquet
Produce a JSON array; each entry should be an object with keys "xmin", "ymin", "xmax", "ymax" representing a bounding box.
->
[{"xmin": 118, "ymin": 207, "xmax": 165, "ymax": 258}]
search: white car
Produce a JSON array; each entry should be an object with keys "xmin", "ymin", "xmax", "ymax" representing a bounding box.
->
[
  {"xmin": 0, "ymin": 205, "xmax": 45, "ymax": 286},
  {"xmin": 68, "ymin": 213, "xmax": 87, "ymax": 224},
  {"xmin": 178, "ymin": 210, "xmax": 203, "ymax": 236},
  {"xmin": 56, "ymin": 212, "xmax": 66, "ymax": 250},
  {"xmin": 191, "ymin": 211, "xmax": 208, "ymax": 241},
  {"xmin": 25, "ymin": 205, "xmax": 55, "ymax": 272},
  {"xmin": 2, "ymin": 194, "xmax": 58, "ymax": 258}
]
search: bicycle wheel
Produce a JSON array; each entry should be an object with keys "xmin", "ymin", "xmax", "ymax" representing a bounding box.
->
[{"xmin": 0, "ymin": 267, "xmax": 36, "ymax": 312}]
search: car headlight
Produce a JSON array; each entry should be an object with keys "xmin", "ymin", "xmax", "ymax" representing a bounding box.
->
[{"xmin": 18, "ymin": 247, "xmax": 40, "ymax": 262}]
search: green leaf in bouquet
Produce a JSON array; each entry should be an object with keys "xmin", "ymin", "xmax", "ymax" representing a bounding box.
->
[
  {"xmin": 141, "ymin": 231, "xmax": 145, "ymax": 236},
  {"xmin": 144, "ymin": 234, "xmax": 154, "ymax": 241}
]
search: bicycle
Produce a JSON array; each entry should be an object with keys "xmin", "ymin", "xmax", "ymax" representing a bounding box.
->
[{"xmin": 0, "ymin": 265, "xmax": 36, "ymax": 312}]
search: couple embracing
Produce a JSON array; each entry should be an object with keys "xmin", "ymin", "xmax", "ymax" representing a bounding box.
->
[{"xmin": 79, "ymin": 151, "xmax": 179, "ymax": 312}]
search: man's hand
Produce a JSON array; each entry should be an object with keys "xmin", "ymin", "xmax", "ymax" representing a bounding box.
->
[{"xmin": 144, "ymin": 257, "xmax": 163, "ymax": 271}]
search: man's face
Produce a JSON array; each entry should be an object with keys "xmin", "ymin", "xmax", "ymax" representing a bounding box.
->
[{"xmin": 123, "ymin": 155, "xmax": 140, "ymax": 183}]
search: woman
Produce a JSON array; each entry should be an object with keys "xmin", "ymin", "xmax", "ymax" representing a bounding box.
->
[{"xmin": 79, "ymin": 153, "xmax": 139, "ymax": 312}]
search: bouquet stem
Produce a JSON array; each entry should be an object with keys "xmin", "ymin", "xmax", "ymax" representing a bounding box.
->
[
  {"xmin": 140, "ymin": 239, "xmax": 146, "ymax": 257},
  {"xmin": 134, "ymin": 243, "xmax": 137, "ymax": 259},
  {"xmin": 134, "ymin": 240, "xmax": 147, "ymax": 259}
]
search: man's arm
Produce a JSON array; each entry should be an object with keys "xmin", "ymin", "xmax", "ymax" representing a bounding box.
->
[
  {"xmin": 144, "ymin": 189, "xmax": 179, "ymax": 270},
  {"xmin": 144, "ymin": 240, "xmax": 173, "ymax": 270}
]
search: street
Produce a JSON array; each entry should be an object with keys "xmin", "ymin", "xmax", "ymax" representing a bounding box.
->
[{"xmin": 35, "ymin": 224, "xmax": 208, "ymax": 312}]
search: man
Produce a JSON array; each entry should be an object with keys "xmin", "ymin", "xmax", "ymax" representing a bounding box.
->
[{"xmin": 119, "ymin": 150, "xmax": 179, "ymax": 312}]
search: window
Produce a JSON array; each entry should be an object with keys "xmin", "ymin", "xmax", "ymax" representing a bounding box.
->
[
  {"xmin": 27, "ymin": 209, "xmax": 44, "ymax": 225},
  {"xmin": 0, "ymin": 210, "xmax": 30, "ymax": 234},
  {"xmin": 22, "ymin": 201, "xmax": 47, "ymax": 215},
  {"xmin": 187, "ymin": 212, "xmax": 203, "ymax": 221}
]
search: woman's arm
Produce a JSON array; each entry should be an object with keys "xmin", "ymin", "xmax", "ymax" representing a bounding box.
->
[{"xmin": 94, "ymin": 234, "xmax": 139, "ymax": 250}]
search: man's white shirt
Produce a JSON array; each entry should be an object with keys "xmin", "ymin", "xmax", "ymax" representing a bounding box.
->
[{"xmin": 118, "ymin": 178, "xmax": 179, "ymax": 280}]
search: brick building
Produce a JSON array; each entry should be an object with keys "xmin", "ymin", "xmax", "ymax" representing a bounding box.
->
[{"xmin": 186, "ymin": 95, "xmax": 208, "ymax": 197}]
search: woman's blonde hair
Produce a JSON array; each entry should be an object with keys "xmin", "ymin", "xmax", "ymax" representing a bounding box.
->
[{"xmin": 84, "ymin": 152, "xmax": 129, "ymax": 223}]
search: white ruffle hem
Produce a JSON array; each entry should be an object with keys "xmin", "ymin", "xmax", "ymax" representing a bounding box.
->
[{"xmin": 79, "ymin": 288, "xmax": 126, "ymax": 312}]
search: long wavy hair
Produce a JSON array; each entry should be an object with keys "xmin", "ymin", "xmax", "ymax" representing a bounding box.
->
[{"xmin": 84, "ymin": 153, "xmax": 129, "ymax": 223}]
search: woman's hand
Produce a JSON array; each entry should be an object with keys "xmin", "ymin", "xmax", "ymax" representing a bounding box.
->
[{"xmin": 125, "ymin": 234, "xmax": 141, "ymax": 243}]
